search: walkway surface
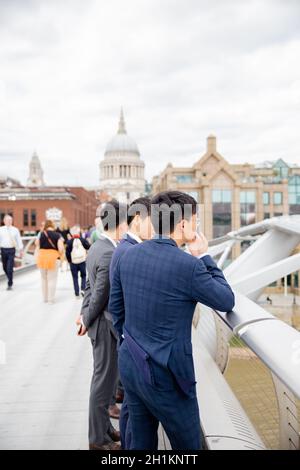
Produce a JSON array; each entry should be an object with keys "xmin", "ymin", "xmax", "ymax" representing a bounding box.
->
[{"xmin": 0, "ymin": 268, "xmax": 95, "ymax": 450}]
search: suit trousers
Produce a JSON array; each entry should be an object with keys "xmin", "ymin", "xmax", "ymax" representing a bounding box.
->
[
  {"xmin": 119, "ymin": 340, "xmax": 201, "ymax": 450},
  {"xmin": 120, "ymin": 394, "xmax": 132, "ymax": 449},
  {"xmin": 89, "ymin": 316, "xmax": 118, "ymax": 446},
  {"xmin": 1, "ymin": 248, "xmax": 15, "ymax": 287}
]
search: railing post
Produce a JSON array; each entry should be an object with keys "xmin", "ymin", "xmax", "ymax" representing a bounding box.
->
[
  {"xmin": 213, "ymin": 312, "xmax": 232, "ymax": 373},
  {"xmin": 271, "ymin": 373, "xmax": 300, "ymax": 450}
]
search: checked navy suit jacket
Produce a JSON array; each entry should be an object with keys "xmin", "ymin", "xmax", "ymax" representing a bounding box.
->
[
  {"xmin": 109, "ymin": 233, "xmax": 138, "ymax": 284},
  {"xmin": 108, "ymin": 236, "xmax": 235, "ymax": 397}
]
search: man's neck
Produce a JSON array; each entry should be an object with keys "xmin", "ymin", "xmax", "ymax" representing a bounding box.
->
[
  {"xmin": 104, "ymin": 230, "xmax": 118, "ymax": 242},
  {"xmin": 169, "ymin": 235, "xmax": 181, "ymax": 247}
]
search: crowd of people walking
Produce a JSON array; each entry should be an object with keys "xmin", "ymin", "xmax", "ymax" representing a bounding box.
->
[{"xmin": 0, "ymin": 215, "xmax": 95, "ymax": 303}]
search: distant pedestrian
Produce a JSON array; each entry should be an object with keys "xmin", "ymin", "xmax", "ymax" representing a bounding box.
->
[
  {"xmin": 0, "ymin": 215, "xmax": 24, "ymax": 290},
  {"xmin": 266, "ymin": 296, "xmax": 272, "ymax": 305},
  {"xmin": 36, "ymin": 220, "xmax": 64, "ymax": 304},
  {"xmin": 82, "ymin": 225, "xmax": 93, "ymax": 243},
  {"xmin": 56, "ymin": 217, "xmax": 71, "ymax": 271},
  {"xmin": 56, "ymin": 217, "xmax": 71, "ymax": 243},
  {"xmin": 90, "ymin": 217, "xmax": 103, "ymax": 243},
  {"xmin": 66, "ymin": 225, "xmax": 90, "ymax": 298}
]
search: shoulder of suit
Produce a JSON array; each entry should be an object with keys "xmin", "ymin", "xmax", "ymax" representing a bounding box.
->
[{"xmin": 93, "ymin": 236, "xmax": 115, "ymax": 252}]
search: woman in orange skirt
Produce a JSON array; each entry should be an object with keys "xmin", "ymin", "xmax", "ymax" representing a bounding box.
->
[{"xmin": 36, "ymin": 220, "xmax": 64, "ymax": 304}]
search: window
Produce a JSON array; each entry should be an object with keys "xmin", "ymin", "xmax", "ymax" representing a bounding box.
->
[
  {"xmin": 273, "ymin": 159, "xmax": 289, "ymax": 181},
  {"xmin": 274, "ymin": 212, "xmax": 283, "ymax": 217},
  {"xmin": 263, "ymin": 192, "xmax": 270, "ymax": 205},
  {"xmin": 264, "ymin": 213, "xmax": 270, "ymax": 220},
  {"xmin": 274, "ymin": 192, "xmax": 283, "ymax": 205},
  {"xmin": 176, "ymin": 175, "xmax": 193, "ymax": 183},
  {"xmin": 240, "ymin": 191, "xmax": 256, "ymax": 204},
  {"xmin": 289, "ymin": 175, "xmax": 300, "ymax": 214},
  {"xmin": 31, "ymin": 209, "xmax": 37, "ymax": 227},
  {"xmin": 240, "ymin": 191, "xmax": 256, "ymax": 226},
  {"xmin": 212, "ymin": 189, "xmax": 232, "ymax": 237},
  {"xmin": 212, "ymin": 189, "xmax": 232, "ymax": 203},
  {"xmin": 23, "ymin": 209, "xmax": 29, "ymax": 227}
]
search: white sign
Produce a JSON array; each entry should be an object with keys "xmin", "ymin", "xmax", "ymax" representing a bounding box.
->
[{"xmin": 46, "ymin": 207, "xmax": 63, "ymax": 222}]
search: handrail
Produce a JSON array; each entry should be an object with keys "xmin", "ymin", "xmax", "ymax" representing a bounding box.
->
[{"xmin": 211, "ymin": 291, "xmax": 300, "ymax": 400}]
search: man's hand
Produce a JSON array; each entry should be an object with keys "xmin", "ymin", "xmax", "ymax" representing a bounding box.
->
[
  {"xmin": 76, "ymin": 315, "xmax": 87, "ymax": 336},
  {"xmin": 77, "ymin": 324, "xmax": 87, "ymax": 336},
  {"xmin": 187, "ymin": 232, "xmax": 208, "ymax": 258}
]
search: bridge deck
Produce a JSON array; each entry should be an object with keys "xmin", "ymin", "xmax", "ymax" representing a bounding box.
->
[{"xmin": 0, "ymin": 268, "xmax": 94, "ymax": 450}]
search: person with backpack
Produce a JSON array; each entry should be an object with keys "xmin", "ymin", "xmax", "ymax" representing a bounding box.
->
[{"xmin": 66, "ymin": 225, "xmax": 90, "ymax": 298}]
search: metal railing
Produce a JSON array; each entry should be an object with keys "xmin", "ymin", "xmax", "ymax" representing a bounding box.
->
[
  {"xmin": 198, "ymin": 216, "xmax": 300, "ymax": 450},
  {"xmin": 207, "ymin": 293, "xmax": 300, "ymax": 449}
]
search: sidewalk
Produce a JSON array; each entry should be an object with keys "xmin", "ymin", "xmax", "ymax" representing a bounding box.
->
[{"xmin": 0, "ymin": 269, "xmax": 93, "ymax": 450}]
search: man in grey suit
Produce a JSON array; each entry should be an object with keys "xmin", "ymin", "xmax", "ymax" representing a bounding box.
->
[{"xmin": 76, "ymin": 200, "xmax": 128, "ymax": 450}]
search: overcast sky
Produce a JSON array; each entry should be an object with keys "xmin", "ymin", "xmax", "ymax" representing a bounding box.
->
[{"xmin": 0, "ymin": 0, "xmax": 300, "ymax": 187}]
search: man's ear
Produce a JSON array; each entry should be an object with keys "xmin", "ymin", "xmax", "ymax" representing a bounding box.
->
[
  {"xmin": 179, "ymin": 219, "xmax": 185, "ymax": 232},
  {"xmin": 132, "ymin": 214, "xmax": 140, "ymax": 229}
]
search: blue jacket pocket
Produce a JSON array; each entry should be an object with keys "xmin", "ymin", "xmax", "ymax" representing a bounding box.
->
[{"xmin": 124, "ymin": 328, "xmax": 153, "ymax": 386}]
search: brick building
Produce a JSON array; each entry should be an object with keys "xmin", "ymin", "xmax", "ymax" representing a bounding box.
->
[
  {"xmin": 0, "ymin": 153, "xmax": 99, "ymax": 234},
  {"xmin": 0, "ymin": 185, "xmax": 99, "ymax": 234}
]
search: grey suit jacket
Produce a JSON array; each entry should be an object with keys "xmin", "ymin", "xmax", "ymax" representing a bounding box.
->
[{"xmin": 81, "ymin": 236, "xmax": 117, "ymax": 341}]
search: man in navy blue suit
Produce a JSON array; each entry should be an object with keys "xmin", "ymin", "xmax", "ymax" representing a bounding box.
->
[
  {"xmin": 109, "ymin": 191, "xmax": 235, "ymax": 450},
  {"xmin": 109, "ymin": 196, "xmax": 153, "ymax": 450}
]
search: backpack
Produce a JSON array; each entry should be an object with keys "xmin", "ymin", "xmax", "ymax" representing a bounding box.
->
[{"xmin": 71, "ymin": 238, "xmax": 87, "ymax": 264}]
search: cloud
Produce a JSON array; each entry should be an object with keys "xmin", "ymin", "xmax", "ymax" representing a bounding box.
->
[{"xmin": 0, "ymin": 0, "xmax": 299, "ymax": 186}]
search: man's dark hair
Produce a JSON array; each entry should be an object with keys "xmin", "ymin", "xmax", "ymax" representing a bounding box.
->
[
  {"xmin": 127, "ymin": 197, "xmax": 151, "ymax": 226},
  {"xmin": 151, "ymin": 191, "xmax": 197, "ymax": 235},
  {"xmin": 99, "ymin": 199, "xmax": 128, "ymax": 231}
]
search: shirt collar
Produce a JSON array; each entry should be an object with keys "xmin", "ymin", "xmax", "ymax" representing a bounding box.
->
[
  {"xmin": 101, "ymin": 232, "xmax": 118, "ymax": 248},
  {"xmin": 126, "ymin": 231, "xmax": 142, "ymax": 244}
]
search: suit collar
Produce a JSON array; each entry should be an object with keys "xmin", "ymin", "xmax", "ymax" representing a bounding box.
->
[
  {"xmin": 126, "ymin": 231, "xmax": 142, "ymax": 244},
  {"xmin": 100, "ymin": 233, "xmax": 117, "ymax": 248},
  {"xmin": 121, "ymin": 234, "xmax": 138, "ymax": 245},
  {"xmin": 152, "ymin": 235, "xmax": 178, "ymax": 247}
]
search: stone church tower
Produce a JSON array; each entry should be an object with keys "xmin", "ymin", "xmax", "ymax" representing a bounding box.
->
[{"xmin": 27, "ymin": 151, "xmax": 45, "ymax": 187}]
